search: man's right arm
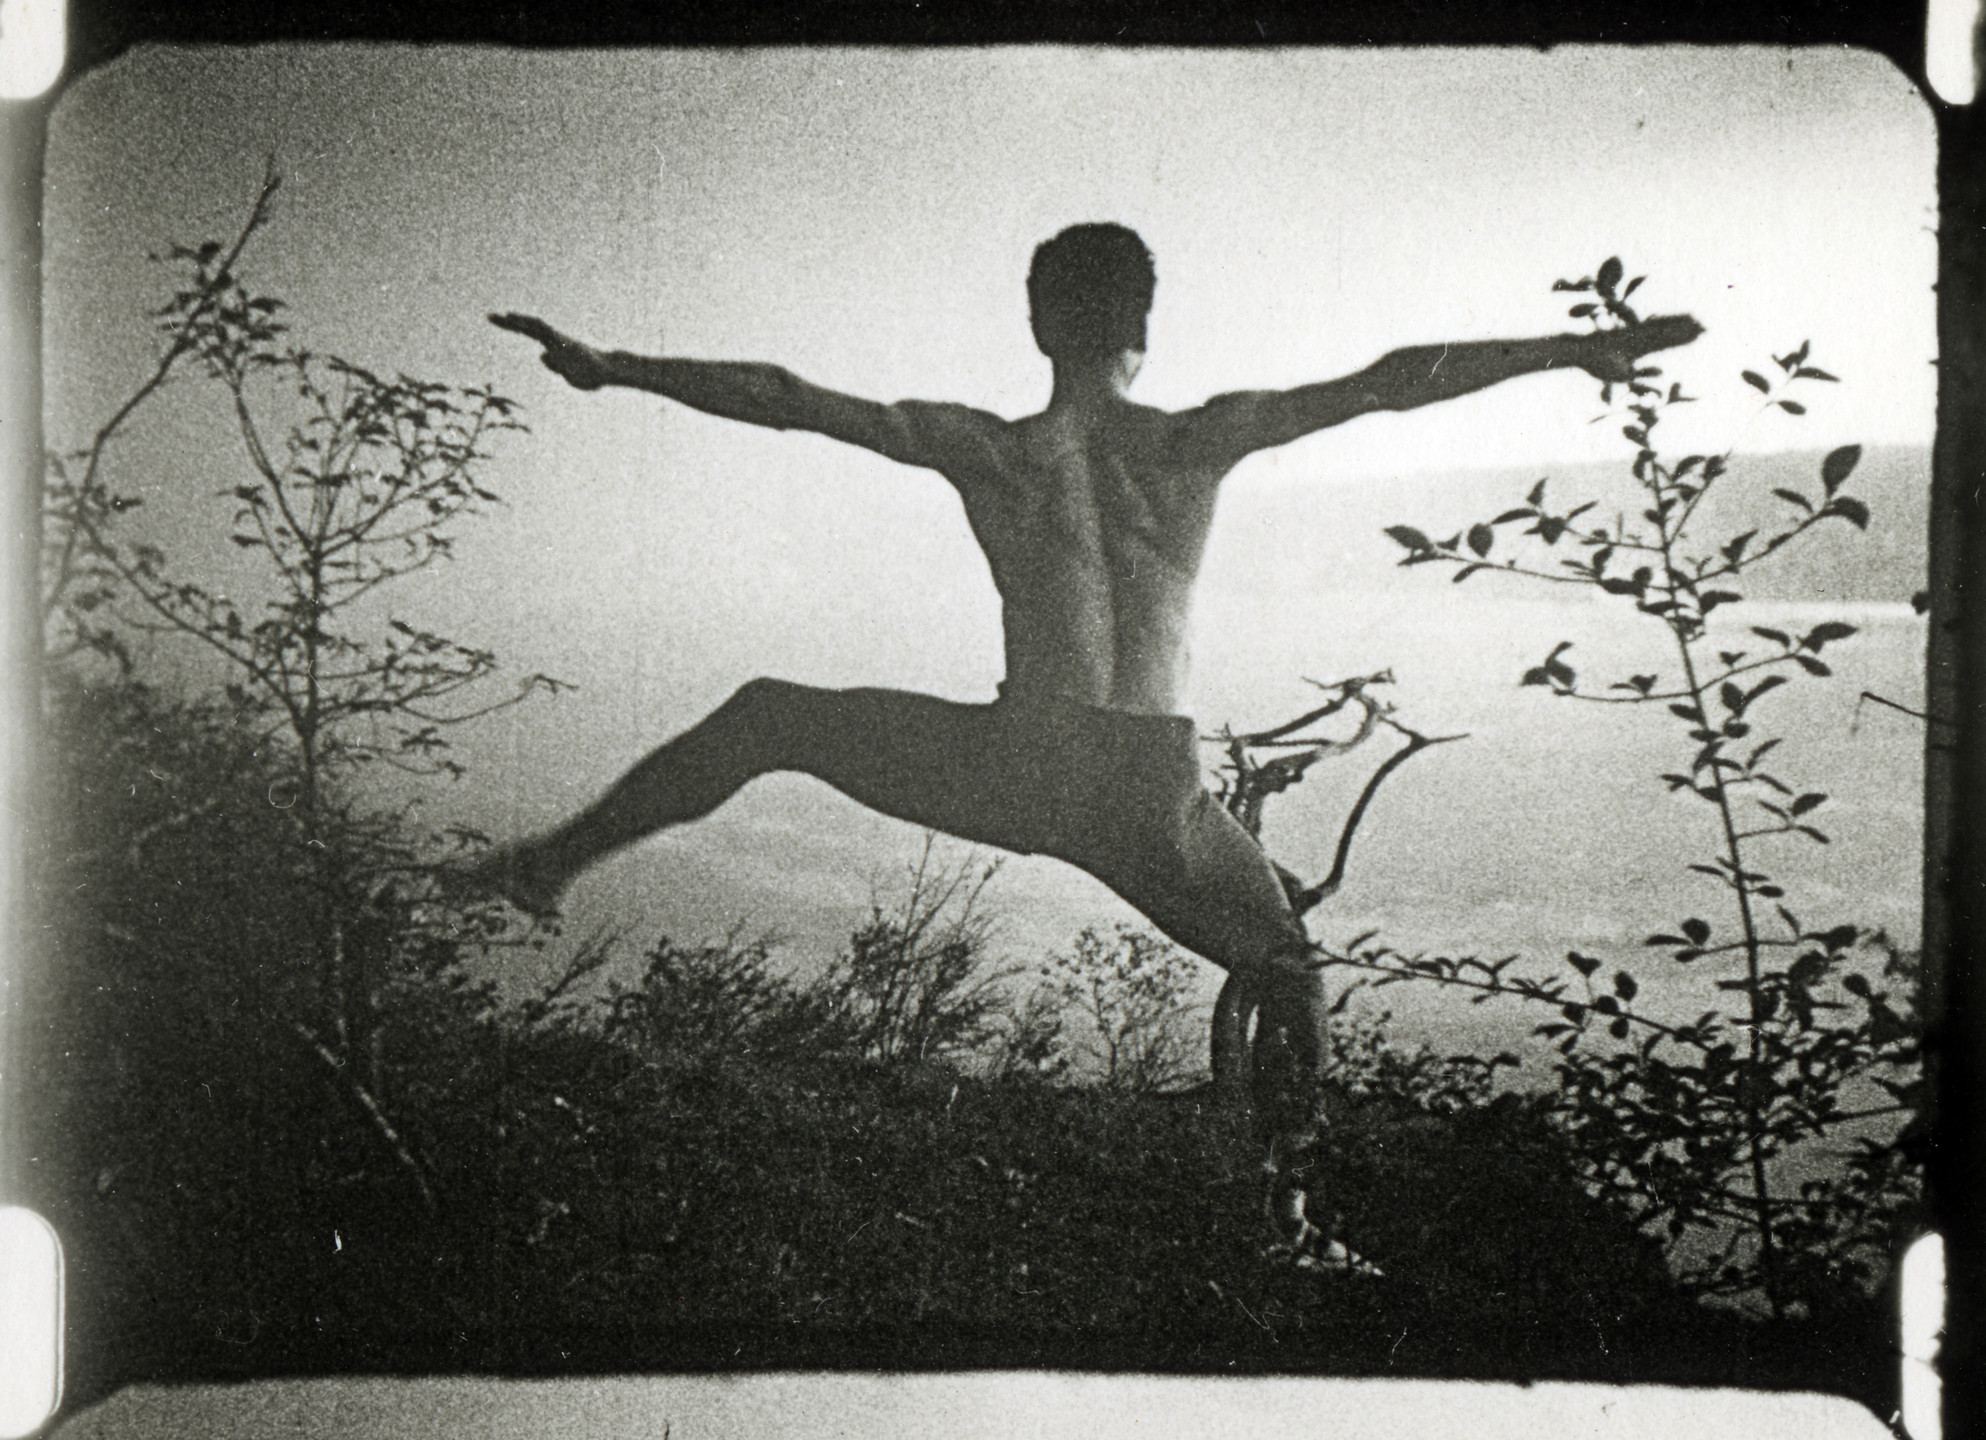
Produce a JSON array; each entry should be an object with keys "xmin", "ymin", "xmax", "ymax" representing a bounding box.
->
[{"xmin": 488, "ymin": 312, "xmax": 967, "ymax": 471}]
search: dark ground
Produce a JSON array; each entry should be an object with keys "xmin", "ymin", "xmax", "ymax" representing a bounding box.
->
[{"xmin": 51, "ymin": 1056, "xmax": 1900, "ymax": 1421}]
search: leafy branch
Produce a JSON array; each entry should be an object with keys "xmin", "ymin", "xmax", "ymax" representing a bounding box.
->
[
  {"xmin": 1361, "ymin": 257, "xmax": 1923, "ymax": 1314},
  {"xmin": 42, "ymin": 176, "xmax": 568, "ymax": 1221}
]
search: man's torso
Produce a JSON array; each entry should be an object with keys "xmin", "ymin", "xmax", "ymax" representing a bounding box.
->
[{"xmin": 915, "ymin": 399, "xmax": 1242, "ymax": 716}]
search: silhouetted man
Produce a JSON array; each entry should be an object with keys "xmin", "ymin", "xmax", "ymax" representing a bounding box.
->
[{"xmin": 486, "ymin": 224, "xmax": 1699, "ymax": 1261}]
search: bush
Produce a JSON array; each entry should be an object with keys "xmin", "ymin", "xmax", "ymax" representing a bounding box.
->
[
  {"xmin": 821, "ymin": 841, "xmax": 1012, "ymax": 1066},
  {"xmin": 602, "ymin": 933, "xmax": 852, "ymax": 1074},
  {"xmin": 1045, "ymin": 926, "xmax": 1208, "ymax": 1094}
]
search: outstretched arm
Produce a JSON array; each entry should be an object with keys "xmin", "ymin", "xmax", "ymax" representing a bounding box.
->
[
  {"xmin": 488, "ymin": 313, "xmax": 959, "ymax": 468},
  {"xmin": 1196, "ymin": 314, "xmax": 1704, "ymax": 460}
]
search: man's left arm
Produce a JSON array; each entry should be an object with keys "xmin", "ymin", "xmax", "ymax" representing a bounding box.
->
[{"xmin": 1188, "ymin": 315, "xmax": 1703, "ymax": 462}]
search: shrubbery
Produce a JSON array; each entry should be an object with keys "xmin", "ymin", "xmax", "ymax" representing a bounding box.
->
[{"xmin": 26, "ymin": 191, "xmax": 1915, "ymax": 1411}]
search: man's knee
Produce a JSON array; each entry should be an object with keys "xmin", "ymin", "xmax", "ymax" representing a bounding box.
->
[
  {"xmin": 1261, "ymin": 944, "xmax": 1326, "ymax": 986},
  {"xmin": 718, "ymin": 676, "xmax": 825, "ymax": 743},
  {"xmin": 725, "ymin": 675, "xmax": 807, "ymax": 715}
]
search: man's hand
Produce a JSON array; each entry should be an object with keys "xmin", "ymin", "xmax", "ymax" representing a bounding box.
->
[
  {"xmin": 489, "ymin": 312, "xmax": 614, "ymax": 391},
  {"xmin": 1573, "ymin": 313, "xmax": 1705, "ymax": 384}
]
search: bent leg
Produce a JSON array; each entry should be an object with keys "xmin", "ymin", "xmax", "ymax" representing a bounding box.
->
[
  {"xmin": 1084, "ymin": 792, "xmax": 1344, "ymax": 1258},
  {"xmin": 1134, "ymin": 799, "xmax": 1351, "ymax": 1260},
  {"xmin": 999, "ymin": 711, "xmax": 1344, "ymax": 1260},
  {"xmin": 1071, "ymin": 785, "xmax": 1328, "ymax": 1127}
]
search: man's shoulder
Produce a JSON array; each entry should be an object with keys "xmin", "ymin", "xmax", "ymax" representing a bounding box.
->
[
  {"xmin": 1160, "ymin": 389, "xmax": 1284, "ymax": 468},
  {"xmin": 898, "ymin": 397, "xmax": 1014, "ymax": 428},
  {"xmin": 1177, "ymin": 388, "xmax": 1274, "ymax": 424},
  {"xmin": 884, "ymin": 398, "xmax": 1025, "ymax": 480}
]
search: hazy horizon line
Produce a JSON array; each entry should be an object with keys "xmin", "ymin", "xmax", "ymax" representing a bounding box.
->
[{"xmin": 1312, "ymin": 437, "xmax": 1932, "ymax": 484}]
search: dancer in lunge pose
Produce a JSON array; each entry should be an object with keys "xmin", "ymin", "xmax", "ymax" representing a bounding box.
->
[{"xmin": 484, "ymin": 224, "xmax": 1700, "ymax": 1264}]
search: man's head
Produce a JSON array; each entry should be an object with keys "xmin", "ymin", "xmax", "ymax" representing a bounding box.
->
[{"xmin": 1027, "ymin": 223, "xmax": 1156, "ymax": 362}]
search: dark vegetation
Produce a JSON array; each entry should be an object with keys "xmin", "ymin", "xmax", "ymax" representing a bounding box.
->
[
  {"xmin": 1370, "ymin": 258, "xmax": 1927, "ymax": 1321},
  {"xmin": 24, "ymin": 191, "xmax": 1917, "ymax": 1415}
]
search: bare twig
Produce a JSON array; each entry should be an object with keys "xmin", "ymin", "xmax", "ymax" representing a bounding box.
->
[
  {"xmin": 290, "ymin": 1019, "xmax": 438, "ymax": 1213},
  {"xmin": 1293, "ymin": 718, "xmax": 1469, "ymax": 915},
  {"xmin": 44, "ymin": 165, "xmax": 282, "ymax": 624},
  {"xmin": 1206, "ymin": 681, "xmax": 1469, "ymax": 1090},
  {"xmin": 515, "ymin": 928, "xmax": 622, "ymax": 1029},
  {"xmin": 1855, "ymin": 690, "xmax": 1951, "ymax": 731}
]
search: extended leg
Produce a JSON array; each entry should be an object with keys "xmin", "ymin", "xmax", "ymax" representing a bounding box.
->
[{"xmin": 471, "ymin": 679, "xmax": 1013, "ymax": 913}]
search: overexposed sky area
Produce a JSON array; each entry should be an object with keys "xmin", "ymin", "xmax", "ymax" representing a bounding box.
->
[
  {"xmin": 49, "ymin": 48, "xmax": 1936, "ymax": 463},
  {"xmin": 42, "ymin": 46, "xmax": 1936, "ymax": 982}
]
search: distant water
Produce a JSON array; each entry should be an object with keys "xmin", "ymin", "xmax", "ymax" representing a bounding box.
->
[{"xmin": 501, "ymin": 448, "xmax": 1930, "ymax": 1066}]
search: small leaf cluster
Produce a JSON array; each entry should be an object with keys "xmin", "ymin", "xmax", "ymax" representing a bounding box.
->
[
  {"xmin": 1740, "ymin": 339, "xmax": 1840, "ymax": 418},
  {"xmin": 1552, "ymin": 254, "xmax": 1646, "ymax": 329}
]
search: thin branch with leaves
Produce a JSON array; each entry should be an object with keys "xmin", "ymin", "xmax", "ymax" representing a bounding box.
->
[{"xmin": 1355, "ymin": 256, "xmax": 1922, "ymax": 1314}]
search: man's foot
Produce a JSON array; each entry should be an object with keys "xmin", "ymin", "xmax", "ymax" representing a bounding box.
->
[
  {"xmin": 1284, "ymin": 1236, "xmax": 1384, "ymax": 1278},
  {"xmin": 1265, "ymin": 1178, "xmax": 1382, "ymax": 1277},
  {"xmin": 440, "ymin": 843, "xmax": 568, "ymax": 919},
  {"xmin": 1263, "ymin": 1137, "xmax": 1382, "ymax": 1278}
]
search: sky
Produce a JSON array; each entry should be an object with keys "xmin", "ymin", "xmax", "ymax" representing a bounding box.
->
[{"xmin": 41, "ymin": 46, "xmax": 1938, "ymax": 1007}]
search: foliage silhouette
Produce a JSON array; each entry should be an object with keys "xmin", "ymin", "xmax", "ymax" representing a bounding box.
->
[
  {"xmin": 824, "ymin": 840, "xmax": 1013, "ymax": 1067},
  {"xmin": 1045, "ymin": 926, "xmax": 1207, "ymax": 1094},
  {"xmin": 34, "ymin": 168, "xmax": 552, "ymax": 1298},
  {"xmin": 1350, "ymin": 258, "xmax": 1926, "ymax": 1315}
]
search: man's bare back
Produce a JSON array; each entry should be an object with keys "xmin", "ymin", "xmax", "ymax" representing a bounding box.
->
[{"xmin": 953, "ymin": 398, "xmax": 1221, "ymax": 714}]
